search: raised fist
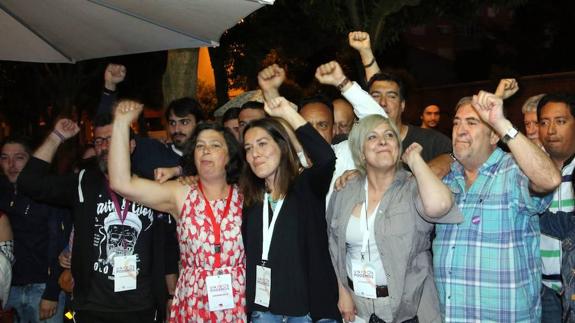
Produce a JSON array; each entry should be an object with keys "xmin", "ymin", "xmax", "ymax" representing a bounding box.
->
[
  {"xmin": 348, "ymin": 31, "xmax": 372, "ymax": 52},
  {"xmin": 315, "ymin": 61, "xmax": 346, "ymax": 87},
  {"xmin": 53, "ymin": 118, "xmax": 80, "ymax": 140},
  {"xmin": 401, "ymin": 142, "xmax": 423, "ymax": 168},
  {"xmin": 471, "ymin": 91, "xmax": 505, "ymax": 128},
  {"xmin": 264, "ymin": 96, "xmax": 296, "ymax": 119},
  {"xmin": 258, "ymin": 64, "xmax": 286, "ymax": 92},
  {"xmin": 104, "ymin": 64, "xmax": 126, "ymax": 90},
  {"xmin": 114, "ymin": 100, "xmax": 143, "ymax": 123},
  {"xmin": 494, "ymin": 78, "xmax": 519, "ymax": 100}
]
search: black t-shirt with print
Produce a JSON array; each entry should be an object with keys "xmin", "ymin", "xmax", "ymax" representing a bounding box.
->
[{"xmin": 78, "ymin": 188, "xmax": 155, "ymax": 312}]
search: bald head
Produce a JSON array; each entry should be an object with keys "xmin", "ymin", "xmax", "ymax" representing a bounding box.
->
[
  {"xmin": 300, "ymin": 101, "xmax": 334, "ymax": 144},
  {"xmin": 333, "ymin": 98, "xmax": 355, "ymax": 136}
]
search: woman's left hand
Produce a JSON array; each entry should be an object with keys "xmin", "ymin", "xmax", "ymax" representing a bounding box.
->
[
  {"xmin": 264, "ymin": 96, "xmax": 297, "ymax": 119},
  {"xmin": 401, "ymin": 142, "xmax": 423, "ymax": 169}
]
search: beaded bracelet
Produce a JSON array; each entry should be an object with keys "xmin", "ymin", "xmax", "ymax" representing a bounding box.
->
[{"xmin": 52, "ymin": 129, "xmax": 66, "ymax": 142}]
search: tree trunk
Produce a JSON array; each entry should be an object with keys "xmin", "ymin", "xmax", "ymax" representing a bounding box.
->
[
  {"xmin": 162, "ymin": 48, "xmax": 199, "ymax": 108},
  {"xmin": 208, "ymin": 46, "xmax": 229, "ymax": 107}
]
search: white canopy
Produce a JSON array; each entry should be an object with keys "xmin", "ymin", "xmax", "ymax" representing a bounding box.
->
[{"xmin": 0, "ymin": 0, "xmax": 273, "ymax": 63}]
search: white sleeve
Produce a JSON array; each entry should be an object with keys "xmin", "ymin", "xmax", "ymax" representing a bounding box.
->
[{"xmin": 341, "ymin": 81, "xmax": 388, "ymax": 119}]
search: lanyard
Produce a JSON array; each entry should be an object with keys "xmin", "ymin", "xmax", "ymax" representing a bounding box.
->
[
  {"xmin": 106, "ymin": 182, "xmax": 131, "ymax": 225},
  {"xmin": 198, "ymin": 181, "xmax": 234, "ymax": 268},
  {"xmin": 360, "ymin": 180, "xmax": 380, "ymax": 258},
  {"xmin": 261, "ymin": 193, "xmax": 285, "ymax": 265}
]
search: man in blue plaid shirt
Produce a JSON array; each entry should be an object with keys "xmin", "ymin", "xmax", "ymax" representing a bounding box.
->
[{"xmin": 433, "ymin": 91, "xmax": 561, "ymax": 322}]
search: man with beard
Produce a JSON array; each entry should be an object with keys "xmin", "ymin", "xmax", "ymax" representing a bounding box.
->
[
  {"xmin": 18, "ymin": 114, "xmax": 177, "ymax": 323},
  {"xmin": 420, "ymin": 105, "xmax": 441, "ymax": 129},
  {"xmin": 164, "ymin": 97, "xmax": 204, "ymax": 156},
  {"xmin": 97, "ymin": 64, "xmax": 204, "ymax": 180}
]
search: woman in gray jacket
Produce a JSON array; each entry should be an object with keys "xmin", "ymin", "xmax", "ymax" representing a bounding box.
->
[{"xmin": 327, "ymin": 115, "xmax": 461, "ymax": 323}]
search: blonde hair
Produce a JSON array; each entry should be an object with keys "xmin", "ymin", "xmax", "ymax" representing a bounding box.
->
[{"xmin": 348, "ymin": 115, "xmax": 402, "ymax": 175}]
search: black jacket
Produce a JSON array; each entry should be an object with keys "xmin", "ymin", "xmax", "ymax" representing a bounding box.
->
[
  {"xmin": 244, "ymin": 123, "xmax": 341, "ymax": 321},
  {"xmin": 0, "ymin": 176, "xmax": 69, "ymax": 301}
]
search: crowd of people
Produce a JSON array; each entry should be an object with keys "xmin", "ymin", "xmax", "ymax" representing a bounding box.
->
[{"xmin": 0, "ymin": 30, "xmax": 573, "ymax": 323}]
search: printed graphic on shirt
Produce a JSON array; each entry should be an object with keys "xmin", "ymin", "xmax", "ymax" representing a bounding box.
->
[{"xmin": 93, "ymin": 198, "xmax": 154, "ymax": 279}]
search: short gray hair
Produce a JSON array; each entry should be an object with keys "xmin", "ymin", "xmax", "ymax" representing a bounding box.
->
[
  {"xmin": 522, "ymin": 94, "xmax": 545, "ymax": 114},
  {"xmin": 454, "ymin": 96, "xmax": 473, "ymax": 113},
  {"xmin": 348, "ymin": 115, "xmax": 402, "ymax": 175}
]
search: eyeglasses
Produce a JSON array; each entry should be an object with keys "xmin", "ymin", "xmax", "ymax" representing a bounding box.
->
[{"xmin": 93, "ymin": 136, "xmax": 112, "ymax": 147}]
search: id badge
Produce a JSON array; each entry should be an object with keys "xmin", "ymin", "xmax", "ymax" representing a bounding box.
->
[
  {"xmin": 206, "ymin": 273, "xmax": 235, "ymax": 311},
  {"xmin": 351, "ymin": 316, "xmax": 367, "ymax": 323},
  {"xmin": 113, "ymin": 255, "xmax": 137, "ymax": 292},
  {"xmin": 254, "ymin": 265, "xmax": 271, "ymax": 307},
  {"xmin": 351, "ymin": 260, "xmax": 377, "ymax": 299}
]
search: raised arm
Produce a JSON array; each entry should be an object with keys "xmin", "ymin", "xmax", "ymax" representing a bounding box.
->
[
  {"xmin": 258, "ymin": 64, "xmax": 285, "ymax": 102},
  {"xmin": 264, "ymin": 97, "xmax": 306, "ymax": 131},
  {"xmin": 472, "ymin": 91, "xmax": 561, "ymax": 192},
  {"xmin": 18, "ymin": 120, "xmax": 79, "ymax": 207},
  {"xmin": 34, "ymin": 119, "xmax": 79, "ymax": 163},
  {"xmin": 266, "ymin": 97, "xmax": 335, "ymax": 197},
  {"xmin": 108, "ymin": 101, "xmax": 184, "ymax": 218},
  {"xmin": 402, "ymin": 143, "xmax": 453, "ymax": 217},
  {"xmin": 96, "ymin": 63, "xmax": 126, "ymax": 116},
  {"xmin": 494, "ymin": 78, "xmax": 519, "ymax": 100},
  {"xmin": 264, "ymin": 97, "xmax": 330, "ymax": 163},
  {"xmin": 315, "ymin": 61, "xmax": 387, "ymax": 119},
  {"xmin": 349, "ymin": 31, "xmax": 381, "ymax": 82}
]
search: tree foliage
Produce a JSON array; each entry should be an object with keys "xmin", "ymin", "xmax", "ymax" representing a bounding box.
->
[{"xmin": 212, "ymin": 0, "xmax": 536, "ymax": 99}]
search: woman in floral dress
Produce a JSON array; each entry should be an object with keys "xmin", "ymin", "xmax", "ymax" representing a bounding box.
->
[{"xmin": 108, "ymin": 101, "xmax": 246, "ymax": 322}]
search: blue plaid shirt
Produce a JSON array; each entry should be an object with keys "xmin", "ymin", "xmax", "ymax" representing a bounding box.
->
[{"xmin": 434, "ymin": 148, "xmax": 552, "ymax": 322}]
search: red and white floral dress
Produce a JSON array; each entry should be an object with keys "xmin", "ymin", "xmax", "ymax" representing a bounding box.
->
[{"xmin": 169, "ymin": 185, "xmax": 246, "ymax": 322}]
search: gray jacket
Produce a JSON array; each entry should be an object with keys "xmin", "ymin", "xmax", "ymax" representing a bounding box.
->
[{"xmin": 327, "ymin": 170, "xmax": 462, "ymax": 323}]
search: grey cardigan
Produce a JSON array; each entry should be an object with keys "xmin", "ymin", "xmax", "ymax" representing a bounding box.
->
[{"xmin": 327, "ymin": 170, "xmax": 462, "ymax": 323}]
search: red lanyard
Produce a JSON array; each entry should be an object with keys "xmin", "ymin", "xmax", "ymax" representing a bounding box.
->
[
  {"xmin": 106, "ymin": 182, "xmax": 131, "ymax": 224},
  {"xmin": 197, "ymin": 181, "xmax": 233, "ymax": 268}
]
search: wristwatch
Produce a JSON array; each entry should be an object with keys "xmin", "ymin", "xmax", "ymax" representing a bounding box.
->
[{"xmin": 501, "ymin": 127, "xmax": 518, "ymax": 144}]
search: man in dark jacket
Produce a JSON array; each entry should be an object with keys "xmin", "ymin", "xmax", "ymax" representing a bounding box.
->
[
  {"xmin": 1, "ymin": 136, "xmax": 68, "ymax": 322},
  {"xmin": 18, "ymin": 115, "xmax": 178, "ymax": 323}
]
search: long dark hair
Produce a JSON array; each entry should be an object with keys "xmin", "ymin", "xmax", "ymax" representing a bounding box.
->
[
  {"xmin": 240, "ymin": 118, "xmax": 300, "ymax": 207},
  {"xmin": 181, "ymin": 122, "xmax": 243, "ymax": 184}
]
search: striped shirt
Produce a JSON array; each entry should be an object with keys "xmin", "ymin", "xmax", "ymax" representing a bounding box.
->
[
  {"xmin": 541, "ymin": 156, "xmax": 575, "ymax": 291},
  {"xmin": 434, "ymin": 148, "xmax": 552, "ymax": 322}
]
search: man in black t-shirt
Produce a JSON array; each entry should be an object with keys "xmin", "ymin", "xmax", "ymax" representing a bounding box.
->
[
  {"xmin": 18, "ymin": 115, "xmax": 177, "ymax": 323},
  {"xmin": 366, "ymin": 72, "xmax": 452, "ymax": 174},
  {"xmin": 350, "ymin": 31, "xmax": 453, "ymax": 177}
]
